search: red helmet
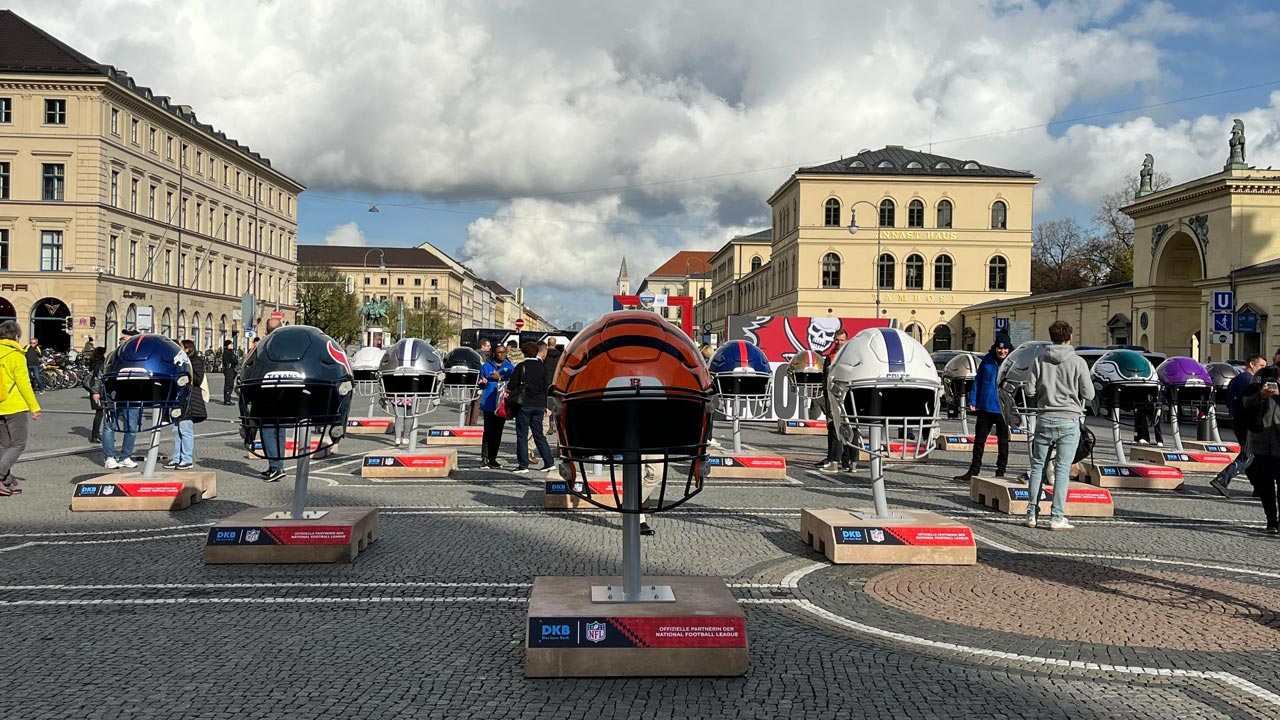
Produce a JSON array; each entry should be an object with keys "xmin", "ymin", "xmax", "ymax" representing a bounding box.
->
[{"xmin": 550, "ymin": 310, "xmax": 713, "ymax": 512}]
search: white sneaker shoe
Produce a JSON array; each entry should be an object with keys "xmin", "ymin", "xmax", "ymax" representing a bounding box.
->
[
  {"xmin": 1024, "ymin": 516, "xmax": 1037, "ymax": 529},
  {"xmin": 104, "ymin": 457, "xmax": 120, "ymax": 470},
  {"xmin": 1049, "ymin": 519, "xmax": 1074, "ymax": 531},
  {"xmin": 120, "ymin": 458, "xmax": 138, "ymax": 468}
]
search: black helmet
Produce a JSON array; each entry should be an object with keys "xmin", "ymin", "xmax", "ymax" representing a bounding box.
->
[
  {"xmin": 237, "ymin": 325, "xmax": 354, "ymax": 459},
  {"xmin": 441, "ymin": 347, "xmax": 484, "ymax": 404},
  {"xmin": 102, "ymin": 334, "xmax": 192, "ymax": 431}
]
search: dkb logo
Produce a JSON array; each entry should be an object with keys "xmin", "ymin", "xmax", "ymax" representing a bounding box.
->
[{"xmin": 541, "ymin": 624, "xmax": 571, "ymax": 638}]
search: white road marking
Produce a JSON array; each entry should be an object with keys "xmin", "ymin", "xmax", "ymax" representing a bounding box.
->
[
  {"xmin": 0, "ymin": 533, "xmax": 205, "ymax": 553},
  {"xmin": 0, "ymin": 581, "xmax": 533, "ymax": 591},
  {"xmin": 971, "ymin": 533, "xmax": 1021, "ymax": 553},
  {"xmin": 0, "ymin": 523, "xmax": 214, "ymax": 538},
  {"xmin": 742, "ymin": 598, "xmax": 1280, "ymax": 709},
  {"xmin": 0, "ymin": 596, "xmax": 529, "ymax": 607}
]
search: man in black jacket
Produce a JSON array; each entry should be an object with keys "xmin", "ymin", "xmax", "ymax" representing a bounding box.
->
[
  {"xmin": 509, "ymin": 341, "xmax": 554, "ymax": 473},
  {"xmin": 220, "ymin": 340, "xmax": 238, "ymax": 405}
]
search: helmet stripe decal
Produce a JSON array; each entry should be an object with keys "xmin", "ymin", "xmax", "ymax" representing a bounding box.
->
[
  {"xmin": 738, "ymin": 340, "xmax": 749, "ymax": 369},
  {"xmin": 878, "ymin": 328, "xmax": 906, "ymax": 373}
]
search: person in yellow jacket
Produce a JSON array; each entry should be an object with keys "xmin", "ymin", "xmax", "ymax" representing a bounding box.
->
[{"xmin": 0, "ymin": 320, "xmax": 41, "ymax": 496}]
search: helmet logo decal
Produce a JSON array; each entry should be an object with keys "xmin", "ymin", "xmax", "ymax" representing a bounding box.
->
[
  {"xmin": 878, "ymin": 328, "xmax": 907, "ymax": 373},
  {"xmin": 327, "ymin": 341, "xmax": 352, "ymax": 374}
]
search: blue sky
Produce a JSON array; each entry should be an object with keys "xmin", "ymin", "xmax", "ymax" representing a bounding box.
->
[{"xmin": 15, "ymin": 0, "xmax": 1280, "ymax": 326}]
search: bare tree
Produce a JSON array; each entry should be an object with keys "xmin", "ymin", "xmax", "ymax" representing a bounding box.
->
[
  {"xmin": 1089, "ymin": 171, "xmax": 1172, "ymax": 284},
  {"xmin": 1031, "ymin": 218, "xmax": 1091, "ymax": 293}
]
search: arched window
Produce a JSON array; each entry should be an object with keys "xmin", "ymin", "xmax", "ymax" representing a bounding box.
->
[
  {"xmin": 125, "ymin": 304, "xmax": 137, "ymax": 333},
  {"xmin": 176, "ymin": 309, "xmax": 186, "ymax": 339},
  {"xmin": 698, "ymin": 288, "xmax": 706, "ymax": 301},
  {"xmin": 933, "ymin": 254, "xmax": 953, "ymax": 290},
  {"xmin": 878, "ymin": 199, "xmax": 895, "ymax": 227},
  {"xmin": 991, "ymin": 200, "xmax": 1007, "ymax": 230},
  {"xmin": 821, "ymin": 253, "xmax": 841, "ymax": 289},
  {"xmin": 105, "ymin": 302, "xmax": 119, "ymax": 350},
  {"xmin": 160, "ymin": 308, "xmax": 172, "ymax": 337},
  {"xmin": 904, "ymin": 253, "xmax": 924, "ymax": 290},
  {"xmin": 824, "ymin": 198, "xmax": 841, "ymax": 227},
  {"xmin": 904, "ymin": 323, "xmax": 923, "ymax": 342},
  {"xmin": 932, "ymin": 325, "xmax": 952, "ymax": 351},
  {"xmin": 937, "ymin": 199, "xmax": 953, "ymax": 229},
  {"xmin": 988, "ymin": 256, "xmax": 1008, "ymax": 291},
  {"xmin": 750, "ymin": 256, "xmax": 762, "ymax": 272},
  {"xmin": 220, "ymin": 314, "xmax": 229, "ymax": 344},
  {"xmin": 877, "ymin": 253, "xmax": 895, "ymax": 290},
  {"xmin": 907, "ymin": 199, "xmax": 924, "ymax": 228}
]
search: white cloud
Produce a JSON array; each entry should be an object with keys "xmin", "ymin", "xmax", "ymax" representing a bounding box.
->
[
  {"xmin": 322, "ymin": 222, "xmax": 367, "ymax": 247},
  {"xmin": 13, "ymin": 0, "xmax": 1278, "ymax": 326}
]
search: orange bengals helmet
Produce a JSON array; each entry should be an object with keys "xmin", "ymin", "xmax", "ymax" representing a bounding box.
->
[{"xmin": 550, "ymin": 310, "xmax": 714, "ymax": 513}]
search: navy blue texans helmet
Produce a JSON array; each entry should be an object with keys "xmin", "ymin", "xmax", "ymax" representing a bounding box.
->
[
  {"xmin": 238, "ymin": 325, "xmax": 354, "ymax": 459},
  {"xmin": 101, "ymin": 334, "xmax": 192, "ymax": 432}
]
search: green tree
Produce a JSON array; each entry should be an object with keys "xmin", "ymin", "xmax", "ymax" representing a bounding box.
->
[
  {"xmin": 296, "ymin": 264, "xmax": 360, "ymax": 344},
  {"xmin": 402, "ymin": 304, "xmax": 461, "ymax": 348}
]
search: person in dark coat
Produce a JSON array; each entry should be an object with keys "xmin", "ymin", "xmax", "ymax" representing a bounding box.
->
[
  {"xmin": 1242, "ymin": 366, "xmax": 1280, "ymax": 534},
  {"xmin": 817, "ymin": 329, "xmax": 854, "ymax": 473},
  {"xmin": 220, "ymin": 340, "xmax": 238, "ymax": 405},
  {"xmin": 165, "ymin": 340, "xmax": 207, "ymax": 470},
  {"xmin": 508, "ymin": 341, "xmax": 553, "ymax": 473},
  {"xmin": 954, "ymin": 336, "xmax": 1013, "ymax": 482},
  {"xmin": 86, "ymin": 347, "xmax": 107, "ymax": 444}
]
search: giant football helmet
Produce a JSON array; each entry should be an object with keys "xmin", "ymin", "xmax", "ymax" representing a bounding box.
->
[
  {"xmin": 350, "ymin": 346, "xmax": 386, "ymax": 396},
  {"xmin": 1206, "ymin": 362, "xmax": 1239, "ymax": 396},
  {"xmin": 786, "ymin": 350, "xmax": 825, "ymax": 401},
  {"xmin": 551, "ymin": 310, "xmax": 713, "ymax": 513},
  {"xmin": 238, "ymin": 325, "xmax": 354, "ymax": 459},
  {"xmin": 378, "ymin": 338, "xmax": 444, "ymax": 416},
  {"xmin": 941, "ymin": 352, "xmax": 981, "ymax": 411},
  {"xmin": 708, "ymin": 340, "xmax": 773, "ymax": 419},
  {"xmin": 997, "ymin": 341, "xmax": 1051, "ymax": 427},
  {"xmin": 1157, "ymin": 356, "xmax": 1214, "ymax": 416},
  {"xmin": 827, "ymin": 327, "xmax": 941, "ymax": 459},
  {"xmin": 1091, "ymin": 349, "xmax": 1159, "ymax": 414},
  {"xmin": 441, "ymin": 347, "xmax": 484, "ymax": 404},
  {"xmin": 101, "ymin": 334, "xmax": 192, "ymax": 432}
]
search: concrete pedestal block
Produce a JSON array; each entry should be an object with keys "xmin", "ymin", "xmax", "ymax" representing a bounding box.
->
[
  {"xmin": 426, "ymin": 427, "xmax": 484, "ymax": 446},
  {"xmin": 1128, "ymin": 446, "xmax": 1233, "ymax": 473},
  {"xmin": 800, "ymin": 508, "xmax": 976, "ymax": 565},
  {"xmin": 360, "ymin": 449, "xmax": 457, "ymax": 479},
  {"xmin": 525, "ymin": 575, "xmax": 748, "ymax": 678},
  {"xmin": 346, "ymin": 418, "xmax": 393, "ymax": 434},
  {"xmin": 71, "ymin": 471, "xmax": 216, "ymax": 512},
  {"xmin": 775, "ymin": 419, "xmax": 826, "ymax": 435},
  {"xmin": 543, "ymin": 478, "xmax": 622, "ymax": 510},
  {"xmin": 706, "ymin": 453, "xmax": 787, "ymax": 479},
  {"xmin": 203, "ymin": 507, "xmax": 379, "ymax": 564},
  {"xmin": 1079, "ymin": 461, "xmax": 1184, "ymax": 489},
  {"xmin": 1180, "ymin": 440, "xmax": 1238, "ymax": 454},
  {"xmin": 935, "ymin": 434, "xmax": 1001, "ymax": 451},
  {"xmin": 854, "ymin": 442, "xmax": 928, "ymax": 463},
  {"xmin": 969, "ymin": 476, "xmax": 1114, "ymax": 516}
]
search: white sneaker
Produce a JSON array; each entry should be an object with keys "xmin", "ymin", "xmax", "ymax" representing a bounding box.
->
[
  {"xmin": 1049, "ymin": 519, "xmax": 1074, "ymax": 531},
  {"xmin": 104, "ymin": 457, "xmax": 120, "ymax": 470},
  {"xmin": 120, "ymin": 458, "xmax": 138, "ymax": 468},
  {"xmin": 1024, "ymin": 517, "xmax": 1037, "ymax": 529}
]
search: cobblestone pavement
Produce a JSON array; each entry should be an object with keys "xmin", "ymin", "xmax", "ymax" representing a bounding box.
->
[{"xmin": 1, "ymin": 381, "xmax": 1278, "ymax": 719}]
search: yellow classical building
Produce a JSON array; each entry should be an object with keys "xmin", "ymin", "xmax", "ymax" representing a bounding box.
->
[
  {"xmin": 0, "ymin": 10, "xmax": 302, "ymax": 351},
  {"xmin": 962, "ymin": 125, "xmax": 1280, "ymax": 362},
  {"xmin": 699, "ymin": 146, "xmax": 1038, "ymax": 347}
]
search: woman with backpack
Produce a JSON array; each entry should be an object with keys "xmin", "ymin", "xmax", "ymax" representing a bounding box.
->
[
  {"xmin": 85, "ymin": 347, "xmax": 107, "ymax": 444},
  {"xmin": 0, "ymin": 320, "xmax": 41, "ymax": 497},
  {"xmin": 1242, "ymin": 365, "xmax": 1280, "ymax": 534},
  {"xmin": 165, "ymin": 340, "xmax": 208, "ymax": 470}
]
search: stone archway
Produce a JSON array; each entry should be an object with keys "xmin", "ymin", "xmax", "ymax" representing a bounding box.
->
[
  {"xmin": 30, "ymin": 297, "xmax": 71, "ymax": 351},
  {"xmin": 1152, "ymin": 231, "xmax": 1204, "ymax": 286}
]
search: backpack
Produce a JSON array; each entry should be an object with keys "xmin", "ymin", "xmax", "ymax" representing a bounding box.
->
[{"xmin": 0, "ymin": 349, "xmax": 19, "ymax": 403}]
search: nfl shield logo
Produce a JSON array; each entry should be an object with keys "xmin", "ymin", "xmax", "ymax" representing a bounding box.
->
[
  {"xmin": 102, "ymin": 485, "xmax": 115, "ymax": 496},
  {"xmin": 585, "ymin": 621, "xmax": 607, "ymax": 643},
  {"xmin": 244, "ymin": 529, "xmax": 261, "ymax": 543},
  {"xmin": 869, "ymin": 529, "xmax": 885, "ymax": 543}
]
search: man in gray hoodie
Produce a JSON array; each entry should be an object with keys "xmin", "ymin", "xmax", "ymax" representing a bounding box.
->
[{"xmin": 1025, "ymin": 320, "xmax": 1094, "ymax": 530}]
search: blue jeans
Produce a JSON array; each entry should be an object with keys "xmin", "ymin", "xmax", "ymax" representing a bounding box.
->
[
  {"xmin": 261, "ymin": 426, "xmax": 285, "ymax": 472},
  {"xmin": 171, "ymin": 419, "xmax": 194, "ymax": 464},
  {"xmin": 101, "ymin": 407, "xmax": 140, "ymax": 461},
  {"xmin": 1026, "ymin": 416, "xmax": 1080, "ymax": 522},
  {"xmin": 515, "ymin": 406, "xmax": 553, "ymax": 469},
  {"xmin": 28, "ymin": 366, "xmax": 43, "ymax": 391}
]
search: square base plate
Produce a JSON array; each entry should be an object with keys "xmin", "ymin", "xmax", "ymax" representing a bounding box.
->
[
  {"xmin": 1079, "ymin": 461, "xmax": 1184, "ymax": 489},
  {"xmin": 706, "ymin": 452, "xmax": 787, "ymax": 479},
  {"xmin": 71, "ymin": 471, "xmax": 216, "ymax": 512},
  {"xmin": 203, "ymin": 506, "xmax": 379, "ymax": 564},
  {"xmin": 776, "ymin": 419, "xmax": 827, "ymax": 435},
  {"xmin": 526, "ymin": 576, "xmax": 748, "ymax": 678},
  {"xmin": 970, "ymin": 476, "xmax": 1114, "ymax": 516},
  {"xmin": 801, "ymin": 508, "xmax": 976, "ymax": 565},
  {"xmin": 361, "ymin": 448, "xmax": 458, "ymax": 478}
]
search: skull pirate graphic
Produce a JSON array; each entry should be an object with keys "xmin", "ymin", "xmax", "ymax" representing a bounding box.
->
[{"xmin": 740, "ymin": 316, "xmax": 880, "ymax": 363}]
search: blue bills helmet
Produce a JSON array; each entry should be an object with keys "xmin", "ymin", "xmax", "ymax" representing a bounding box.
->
[
  {"xmin": 101, "ymin": 334, "xmax": 192, "ymax": 432},
  {"xmin": 708, "ymin": 339, "xmax": 773, "ymax": 418},
  {"xmin": 827, "ymin": 327, "xmax": 940, "ymax": 459},
  {"xmin": 238, "ymin": 325, "xmax": 354, "ymax": 459}
]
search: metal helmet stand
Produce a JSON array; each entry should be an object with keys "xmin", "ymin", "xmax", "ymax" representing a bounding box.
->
[
  {"xmin": 592, "ymin": 402, "xmax": 674, "ymax": 604},
  {"xmin": 264, "ymin": 424, "xmax": 326, "ymax": 521},
  {"xmin": 139, "ymin": 408, "xmax": 165, "ymax": 479},
  {"xmin": 723, "ymin": 395, "xmax": 767, "ymax": 453},
  {"xmin": 957, "ymin": 402, "xmax": 972, "ymax": 437},
  {"xmin": 1168, "ymin": 389, "xmax": 1187, "ymax": 452},
  {"xmin": 1109, "ymin": 406, "xmax": 1130, "ymax": 464},
  {"xmin": 851, "ymin": 393, "xmax": 898, "ymax": 521}
]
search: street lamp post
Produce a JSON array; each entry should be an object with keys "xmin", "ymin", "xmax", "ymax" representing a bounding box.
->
[
  {"xmin": 360, "ymin": 248, "xmax": 386, "ymax": 346},
  {"xmin": 847, "ymin": 200, "xmax": 884, "ymax": 319}
]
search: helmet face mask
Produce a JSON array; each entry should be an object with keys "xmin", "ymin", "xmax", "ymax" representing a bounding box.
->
[
  {"xmin": 786, "ymin": 350, "xmax": 825, "ymax": 401},
  {"xmin": 552, "ymin": 311, "xmax": 714, "ymax": 513},
  {"xmin": 996, "ymin": 341, "xmax": 1051, "ymax": 426},
  {"xmin": 709, "ymin": 340, "xmax": 773, "ymax": 419},
  {"xmin": 441, "ymin": 347, "xmax": 484, "ymax": 404},
  {"xmin": 238, "ymin": 325, "xmax": 354, "ymax": 460},
  {"xmin": 350, "ymin": 346, "xmax": 387, "ymax": 396},
  {"xmin": 102, "ymin": 334, "xmax": 192, "ymax": 432},
  {"xmin": 942, "ymin": 352, "xmax": 981, "ymax": 409},
  {"xmin": 378, "ymin": 338, "xmax": 445, "ymax": 416},
  {"xmin": 1157, "ymin": 357, "xmax": 1213, "ymax": 412},
  {"xmin": 827, "ymin": 328, "xmax": 941, "ymax": 459}
]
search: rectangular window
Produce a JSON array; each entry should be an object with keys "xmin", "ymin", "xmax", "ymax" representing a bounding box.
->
[
  {"xmin": 413, "ymin": 296, "xmax": 421, "ymax": 309},
  {"xmin": 0, "ymin": 162, "xmax": 7, "ymax": 200},
  {"xmin": 146, "ymin": 244, "xmax": 156, "ymax": 279},
  {"xmin": 0, "ymin": 97, "xmax": 11, "ymax": 123},
  {"xmin": 180, "ymin": 253, "xmax": 187, "ymax": 286},
  {"xmin": 221, "ymin": 263, "xmax": 227, "ymax": 293},
  {"xmin": 195, "ymin": 150, "xmax": 203, "ymax": 173},
  {"xmin": 223, "ymin": 211, "xmax": 229, "ymax": 240},
  {"xmin": 166, "ymin": 136, "xmax": 173, "ymax": 160},
  {"xmin": 235, "ymin": 269, "xmax": 240, "ymax": 295},
  {"xmin": 130, "ymin": 118, "xmax": 139, "ymax": 144},
  {"xmin": 363, "ymin": 277, "xmax": 370, "ymax": 286},
  {"xmin": 208, "ymin": 158, "xmax": 214, "ymax": 177},
  {"xmin": 380, "ymin": 277, "xmax": 388, "ymax": 286},
  {"xmin": 130, "ymin": 178, "xmax": 138, "ymax": 213},
  {"xmin": 430, "ymin": 296, "xmax": 438, "ymax": 309},
  {"xmin": 110, "ymin": 107, "xmax": 119, "ymax": 134},
  {"xmin": 129, "ymin": 240, "xmax": 137, "ymax": 278},
  {"xmin": 149, "ymin": 185, "xmax": 157, "ymax": 218},
  {"xmin": 0, "ymin": 229, "xmax": 8, "ymax": 271},
  {"xmin": 110, "ymin": 171, "xmax": 119, "ymax": 206},
  {"xmin": 40, "ymin": 230, "xmax": 63, "ymax": 271},
  {"xmin": 208, "ymin": 207, "xmax": 214, "ymax": 236},
  {"xmin": 235, "ymin": 171, "xmax": 241, "ymax": 193},
  {"xmin": 430, "ymin": 278, "xmax": 438, "ymax": 288},
  {"xmin": 166, "ymin": 192, "xmax": 174, "ymax": 223},
  {"xmin": 42, "ymin": 163, "xmax": 65, "ymax": 201},
  {"xmin": 222, "ymin": 165, "xmax": 228, "ymax": 187},
  {"xmin": 396, "ymin": 277, "xmax": 405, "ymax": 286},
  {"xmin": 413, "ymin": 278, "xmax": 422, "ymax": 286},
  {"xmin": 235, "ymin": 217, "xmax": 242, "ymax": 244},
  {"xmin": 149, "ymin": 127, "xmax": 157, "ymax": 152},
  {"xmin": 44, "ymin": 99, "xmax": 65, "ymax": 124},
  {"xmin": 164, "ymin": 249, "xmax": 172, "ymax": 285},
  {"xmin": 181, "ymin": 143, "xmax": 188, "ymax": 167},
  {"xmin": 209, "ymin": 264, "xmax": 213, "ymax": 293},
  {"xmin": 108, "ymin": 235, "xmax": 117, "ymax": 275},
  {"xmin": 196, "ymin": 202, "xmax": 202, "ymax": 233}
]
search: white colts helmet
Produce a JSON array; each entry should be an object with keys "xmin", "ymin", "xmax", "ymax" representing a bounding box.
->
[
  {"xmin": 827, "ymin": 327, "xmax": 941, "ymax": 459},
  {"xmin": 350, "ymin": 346, "xmax": 386, "ymax": 396},
  {"xmin": 941, "ymin": 352, "xmax": 981, "ymax": 410},
  {"xmin": 997, "ymin": 341, "xmax": 1050, "ymax": 427}
]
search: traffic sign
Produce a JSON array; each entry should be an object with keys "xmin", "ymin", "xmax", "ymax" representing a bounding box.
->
[
  {"xmin": 515, "ymin": 318, "xmax": 525, "ymax": 330},
  {"xmin": 270, "ymin": 310, "xmax": 283, "ymax": 322},
  {"xmin": 702, "ymin": 323, "xmax": 713, "ymax": 334},
  {"xmin": 1212, "ymin": 332, "xmax": 1231, "ymax": 345},
  {"xmin": 994, "ymin": 317, "xmax": 1009, "ymax": 330},
  {"xmin": 1238, "ymin": 310, "xmax": 1259, "ymax": 333},
  {"xmin": 1212, "ymin": 313, "xmax": 1233, "ymax": 332},
  {"xmin": 1212, "ymin": 291, "xmax": 1234, "ymax": 312}
]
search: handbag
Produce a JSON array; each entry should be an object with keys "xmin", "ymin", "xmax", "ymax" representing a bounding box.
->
[
  {"xmin": 495, "ymin": 381, "xmax": 512, "ymax": 419},
  {"xmin": 200, "ymin": 374, "xmax": 210, "ymax": 403}
]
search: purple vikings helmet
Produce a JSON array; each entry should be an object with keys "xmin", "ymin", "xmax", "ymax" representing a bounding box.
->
[{"xmin": 1157, "ymin": 356, "xmax": 1213, "ymax": 413}]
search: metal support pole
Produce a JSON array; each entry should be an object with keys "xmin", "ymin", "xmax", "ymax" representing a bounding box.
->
[
  {"xmin": 1207, "ymin": 405, "xmax": 1221, "ymax": 442},
  {"xmin": 621, "ymin": 404, "xmax": 642, "ymax": 601},
  {"xmin": 1169, "ymin": 394, "xmax": 1186, "ymax": 452},
  {"xmin": 959, "ymin": 403, "xmax": 971, "ymax": 438},
  {"xmin": 458, "ymin": 404, "xmax": 467, "ymax": 428},
  {"xmin": 407, "ymin": 412, "xmax": 420, "ymax": 453},
  {"xmin": 367, "ymin": 388, "xmax": 376, "ymax": 419},
  {"xmin": 140, "ymin": 408, "xmax": 163, "ymax": 478},
  {"xmin": 1111, "ymin": 407, "xmax": 1127, "ymax": 464},
  {"xmin": 291, "ymin": 425, "xmax": 310, "ymax": 520},
  {"xmin": 869, "ymin": 424, "xmax": 890, "ymax": 519},
  {"xmin": 732, "ymin": 415, "xmax": 742, "ymax": 454}
]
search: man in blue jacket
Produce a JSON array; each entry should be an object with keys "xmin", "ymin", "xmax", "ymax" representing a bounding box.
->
[{"xmin": 954, "ymin": 336, "xmax": 1013, "ymax": 482}]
